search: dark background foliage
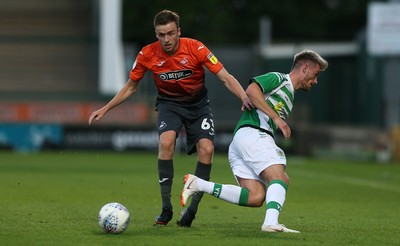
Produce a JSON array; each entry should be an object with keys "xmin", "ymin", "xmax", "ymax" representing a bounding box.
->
[{"xmin": 122, "ymin": 0, "xmax": 373, "ymax": 46}]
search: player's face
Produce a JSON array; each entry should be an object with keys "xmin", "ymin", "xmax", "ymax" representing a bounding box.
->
[
  {"xmin": 155, "ymin": 22, "xmax": 181, "ymax": 55},
  {"xmin": 300, "ymin": 62, "xmax": 321, "ymax": 91}
]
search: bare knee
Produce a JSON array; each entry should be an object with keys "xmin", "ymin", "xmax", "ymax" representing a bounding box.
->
[
  {"xmin": 247, "ymin": 192, "xmax": 265, "ymax": 207},
  {"xmin": 158, "ymin": 131, "xmax": 177, "ymax": 159},
  {"xmin": 197, "ymin": 141, "xmax": 214, "ymax": 161},
  {"xmin": 269, "ymin": 175, "xmax": 289, "ymax": 188},
  {"xmin": 282, "ymin": 173, "xmax": 289, "ymax": 186},
  {"xmin": 158, "ymin": 138, "xmax": 175, "ymax": 158},
  {"xmin": 238, "ymin": 178, "xmax": 267, "ymax": 207},
  {"xmin": 262, "ymin": 166, "xmax": 290, "ymax": 187}
]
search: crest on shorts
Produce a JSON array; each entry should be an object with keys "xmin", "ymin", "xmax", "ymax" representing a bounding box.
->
[
  {"xmin": 276, "ymin": 149, "xmax": 285, "ymax": 158},
  {"xmin": 159, "ymin": 121, "xmax": 167, "ymax": 130}
]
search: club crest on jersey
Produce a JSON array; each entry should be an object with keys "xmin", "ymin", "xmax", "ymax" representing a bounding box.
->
[
  {"xmin": 158, "ymin": 69, "xmax": 193, "ymax": 81},
  {"xmin": 180, "ymin": 57, "xmax": 188, "ymax": 65},
  {"xmin": 207, "ymin": 53, "xmax": 218, "ymax": 65}
]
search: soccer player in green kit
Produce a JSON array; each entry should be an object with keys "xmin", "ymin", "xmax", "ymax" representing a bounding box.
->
[{"xmin": 181, "ymin": 49, "xmax": 328, "ymax": 232}]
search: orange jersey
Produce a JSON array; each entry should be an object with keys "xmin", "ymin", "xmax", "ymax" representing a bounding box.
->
[{"xmin": 129, "ymin": 38, "xmax": 224, "ymax": 103}]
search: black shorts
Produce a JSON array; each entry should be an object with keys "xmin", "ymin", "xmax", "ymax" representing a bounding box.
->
[{"xmin": 155, "ymin": 97, "xmax": 215, "ymax": 155}]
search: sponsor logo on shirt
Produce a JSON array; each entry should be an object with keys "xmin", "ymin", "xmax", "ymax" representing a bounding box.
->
[
  {"xmin": 207, "ymin": 53, "xmax": 218, "ymax": 65},
  {"xmin": 274, "ymin": 101, "xmax": 288, "ymax": 119},
  {"xmin": 158, "ymin": 69, "xmax": 193, "ymax": 81}
]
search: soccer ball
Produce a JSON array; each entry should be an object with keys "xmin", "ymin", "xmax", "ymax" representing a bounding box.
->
[{"xmin": 98, "ymin": 202, "xmax": 130, "ymax": 234}]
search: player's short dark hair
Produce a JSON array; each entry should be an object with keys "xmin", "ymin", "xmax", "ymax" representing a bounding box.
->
[
  {"xmin": 292, "ymin": 49, "xmax": 329, "ymax": 71},
  {"xmin": 154, "ymin": 9, "xmax": 180, "ymax": 28}
]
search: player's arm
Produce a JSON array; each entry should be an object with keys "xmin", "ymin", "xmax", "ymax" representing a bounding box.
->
[
  {"xmin": 216, "ymin": 67, "xmax": 253, "ymax": 111},
  {"xmin": 246, "ymin": 82, "xmax": 291, "ymax": 139},
  {"xmin": 88, "ymin": 78, "xmax": 139, "ymax": 125}
]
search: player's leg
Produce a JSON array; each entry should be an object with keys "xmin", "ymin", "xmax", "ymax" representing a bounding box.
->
[
  {"xmin": 154, "ymin": 103, "xmax": 183, "ymax": 225},
  {"xmin": 189, "ymin": 138, "xmax": 213, "ymax": 210},
  {"xmin": 260, "ymin": 164, "xmax": 288, "ymax": 226},
  {"xmin": 260, "ymin": 164, "xmax": 299, "ymax": 233},
  {"xmin": 178, "ymin": 138, "xmax": 213, "ymax": 227},
  {"xmin": 230, "ymin": 127, "xmax": 298, "ymax": 232},
  {"xmin": 181, "ymin": 174, "xmax": 265, "ymax": 207},
  {"xmin": 154, "ymin": 130, "xmax": 176, "ymax": 225},
  {"xmin": 178, "ymin": 105, "xmax": 214, "ymax": 227},
  {"xmin": 181, "ymin": 127, "xmax": 266, "ymax": 208}
]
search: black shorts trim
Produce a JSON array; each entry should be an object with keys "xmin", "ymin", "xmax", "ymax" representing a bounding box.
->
[{"xmin": 237, "ymin": 124, "xmax": 274, "ymax": 139}]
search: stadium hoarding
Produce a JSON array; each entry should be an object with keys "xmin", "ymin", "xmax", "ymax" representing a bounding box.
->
[
  {"xmin": 63, "ymin": 126, "xmax": 234, "ymax": 152},
  {"xmin": 0, "ymin": 102, "xmax": 150, "ymax": 125},
  {"xmin": 0, "ymin": 123, "xmax": 62, "ymax": 152}
]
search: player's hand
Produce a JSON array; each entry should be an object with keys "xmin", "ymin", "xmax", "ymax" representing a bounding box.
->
[
  {"xmin": 274, "ymin": 117, "xmax": 291, "ymax": 139},
  {"xmin": 88, "ymin": 108, "xmax": 106, "ymax": 125},
  {"xmin": 241, "ymin": 97, "xmax": 254, "ymax": 111}
]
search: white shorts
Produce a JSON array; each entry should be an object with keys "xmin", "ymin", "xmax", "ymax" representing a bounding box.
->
[{"xmin": 228, "ymin": 127, "xmax": 286, "ymax": 184}]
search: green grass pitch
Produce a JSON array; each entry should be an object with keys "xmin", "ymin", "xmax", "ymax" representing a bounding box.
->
[{"xmin": 1, "ymin": 151, "xmax": 400, "ymax": 245}]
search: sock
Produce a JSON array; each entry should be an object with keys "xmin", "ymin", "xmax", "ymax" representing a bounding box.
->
[
  {"xmin": 195, "ymin": 178, "xmax": 249, "ymax": 206},
  {"xmin": 211, "ymin": 183, "xmax": 249, "ymax": 206},
  {"xmin": 187, "ymin": 161, "xmax": 211, "ymax": 213},
  {"xmin": 263, "ymin": 179, "xmax": 287, "ymax": 226},
  {"xmin": 158, "ymin": 159, "xmax": 174, "ymax": 210}
]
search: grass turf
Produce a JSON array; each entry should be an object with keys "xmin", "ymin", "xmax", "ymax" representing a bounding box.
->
[{"xmin": 1, "ymin": 151, "xmax": 399, "ymax": 245}]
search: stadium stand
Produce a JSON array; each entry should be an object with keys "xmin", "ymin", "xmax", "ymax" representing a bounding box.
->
[{"xmin": 0, "ymin": 0, "xmax": 97, "ymax": 93}]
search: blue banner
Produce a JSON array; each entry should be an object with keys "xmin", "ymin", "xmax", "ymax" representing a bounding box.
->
[{"xmin": 0, "ymin": 124, "xmax": 63, "ymax": 152}]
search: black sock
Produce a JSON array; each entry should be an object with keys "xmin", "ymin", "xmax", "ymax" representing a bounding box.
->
[
  {"xmin": 188, "ymin": 161, "xmax": 211, "ymax": 213},
  {"xmin": 158, "ymin": 159, "xmax": 174, "ymax": 210}
]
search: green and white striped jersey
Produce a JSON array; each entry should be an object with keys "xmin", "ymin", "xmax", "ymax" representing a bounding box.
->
[{"xmin": 234, "ymin": 72, "xmax": 295, "ymax": 136}]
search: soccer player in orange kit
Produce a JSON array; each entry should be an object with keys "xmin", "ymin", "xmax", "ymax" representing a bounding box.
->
[{"xmin": 89, "ymin": 9, "xmax": 252, "ymax": 227}]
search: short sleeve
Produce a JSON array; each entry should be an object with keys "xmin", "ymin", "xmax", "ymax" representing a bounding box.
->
[
  {"xmin": 129, "ymin": 50, "xmax": 148, "ymax": 81},
  {"xmin": 192, "ymin": 40, "xmax": 223, "ymax": 75}
]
